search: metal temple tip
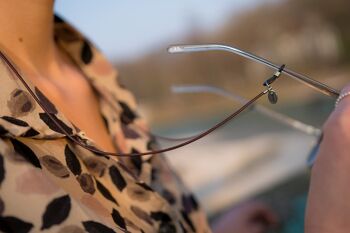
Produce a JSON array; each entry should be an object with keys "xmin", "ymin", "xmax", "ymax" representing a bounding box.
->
[{"xmin": 167, "ymin": 46, "xmax": 184, "ymax": 53}]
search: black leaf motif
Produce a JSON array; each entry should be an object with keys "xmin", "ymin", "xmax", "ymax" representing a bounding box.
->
[
  {"xmin": 34, "ymin": 87, "xmax": 58, "ymax": 114},
  {"xmin": 65, "ymin": 145, "xmax": 81, "ymax": 176},
  {"xmin": 9, "ymin": 138, "xmax": 41, "ymax": 168},
  {"xmin": 118, "ymin": 101, "xmax": 137, "ymax": 125},
  {"xmin": 1, "ymin": 116, "xmax": 29, "ymax": 127},
  {"xmin": 0, "ymin": 154, "xmax": 4, "ymax": 186},
  {"xmin": 130, "ymin": 148, "xmax": 142, "ymax": 176},
  {"xmin": 111, "ymin": 209, "xmax": 126, "ymax": 230},
  {"xmin": 83, "ymin": 221, "xmax": 116, "ymax": 233},
  {"xmin": 39, "ymin": 113, "xmax": 73, "ymax": 135},
  {"xmin": 189, "ymin": 194, "xmax": 199, "ymax": 211},
  {"xmin": 136, "ymin": 182, "xmax": 153, "ymax": 192},
  {"xmin": 150, "ymin": 211, "xmax": 171, "ymax": 222},
  {"xmin": 0, "ymin": 125, "xmax": 8, "ymax": 136},
  {"xmin": 95, "ymin": 179, "xmax": 118, "ymax": 205},
  {"xmin": 181, "ymin": 210, "xmax": 196, "ymax": 232},
  {"xmin": 41, "ymin": 195, "xmax": 71, "ymax": 230},
  {"xmin": 182, "ymin": 194, "xmax": 199, "ymax": 213},
  {"xmin": 0, "ymin": 216, "xmax": 33, "ymax": 233},
  {"xmin": 81, "ymin": 41, "xmax": 93, "ymax": 64},
  {"xmin": 161, "ymin": 189, "xmax": 176, "ymax": 205},
  {"xmin": 21, "ymin": 128, "xmax": 40, "ymax": 137},
  {"xmin": 109, "ymin": 166, "xmax": 126, "ymax": 192}
]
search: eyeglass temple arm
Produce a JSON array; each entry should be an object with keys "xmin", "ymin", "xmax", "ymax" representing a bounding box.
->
[
  {"xmin": 172, "ymin": 85, "xmax": 322, "ymax": 137},
  {"xmin": 168, "ymin": 44, "xmax": 340, "ymax": 97}
]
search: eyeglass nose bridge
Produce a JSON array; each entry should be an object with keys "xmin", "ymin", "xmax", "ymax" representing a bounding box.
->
[{"xmin": 168, "ymin": 44, "xmax": 340, "ymax": 98}]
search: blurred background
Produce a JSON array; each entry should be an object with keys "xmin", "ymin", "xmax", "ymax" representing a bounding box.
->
[{"xmin": 56, "ymin": 0, "xmax": 349, "ymax": 232}]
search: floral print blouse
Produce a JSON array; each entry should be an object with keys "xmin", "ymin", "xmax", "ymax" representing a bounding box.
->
[{"xmin": 0, "ymin": 15, "xmax": 211, "ymax": 233}]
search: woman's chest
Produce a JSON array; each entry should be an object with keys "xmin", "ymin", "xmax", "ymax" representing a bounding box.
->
[{"xmin": 32, "ymin": 71, "xmax": 117, "ymax": 153}]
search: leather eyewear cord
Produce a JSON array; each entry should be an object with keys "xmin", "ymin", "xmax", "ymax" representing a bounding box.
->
[{"xmin": 0, "ymin": 50, "xmax": 281, "ymax": 158}]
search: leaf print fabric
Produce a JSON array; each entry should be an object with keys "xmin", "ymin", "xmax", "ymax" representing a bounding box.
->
[
  {"xmin": 9, "ymin": 138, "xmax": 41, "ymax": 168},
  {"xmin": 65, "ymin": 145, "xmax": 82, "ymax": 176},
  {"xmin": 41, "ymin": 195, "xmax": 71, "ymax": 230},
  {"xmin": 82, "ymin": 221, "xmax": 116, "ymax": 233},
  {"xmin": 0, "ymin": 216, "xmax": 33, "ymax": 233},
  {"xmin": 40, "ymin": 155, "xmax": 70, "ymax": 178},
  {"xmin": 0, "ymin": 14, "xmax": 212, "ymax": 233},
  {"xmin": 7, "ymin": 89, "xmax": 36, "ymax": 117}
]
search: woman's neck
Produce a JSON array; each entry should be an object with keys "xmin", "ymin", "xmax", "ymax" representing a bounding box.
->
[{"xmin": 0, "ymin": 0, "xmax": 59, "ymax": 74}]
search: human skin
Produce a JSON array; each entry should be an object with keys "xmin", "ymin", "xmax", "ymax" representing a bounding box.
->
[
  {"xmin": 305, "ymin": 84, "xmax": 350, "ymax": 233},
  {"xmin": 0, "ymin": 0, "xmax": 117, "ymax": 153}
]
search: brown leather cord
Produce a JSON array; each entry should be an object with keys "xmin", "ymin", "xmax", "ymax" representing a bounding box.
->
[
  {"xmin": 0, "ymin": 50, "xmax": 269, "ymax": 158},
  {"xmin": 97, "ymin": 89, "xmax": 196, "ymax": 142}
]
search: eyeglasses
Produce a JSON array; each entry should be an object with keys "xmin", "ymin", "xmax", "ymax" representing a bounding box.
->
[
  {"xmin": 166, "ymin": 44, "xmax": 339, "ymax": 167},
  {"xmin": 0, "ymin": 44, "xmax": 339, "ymax": 166},
  {"xmin": 168, "ymin": 44, "xmax": 339, "ymax": 97}
]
